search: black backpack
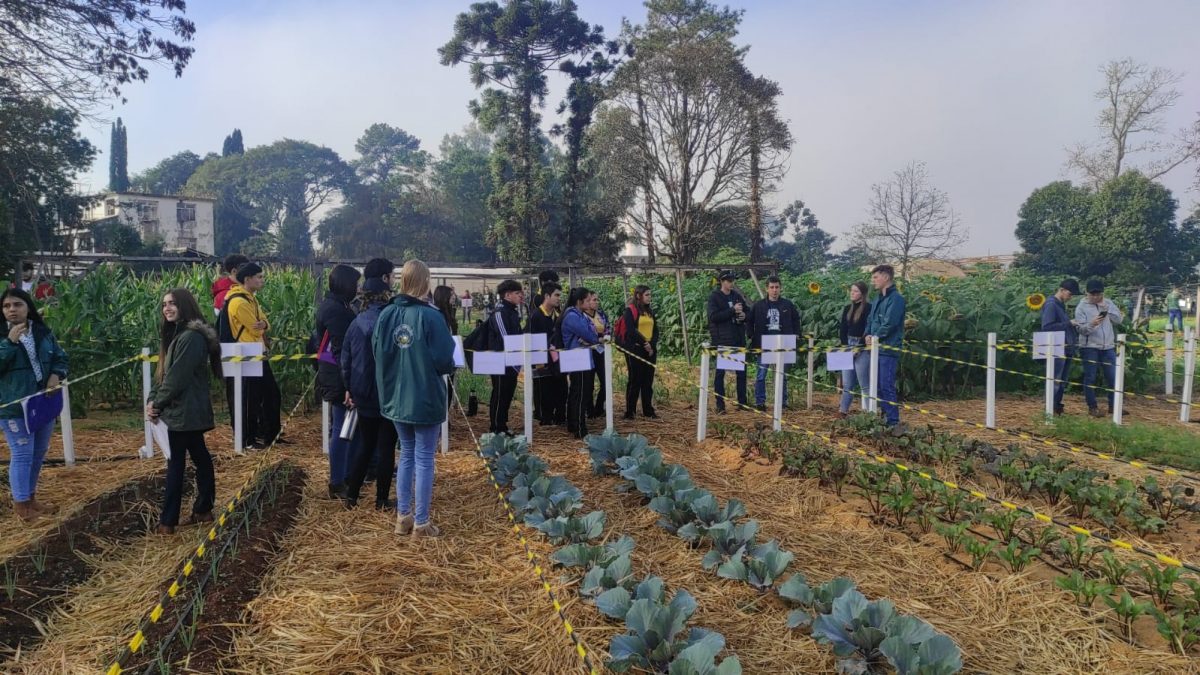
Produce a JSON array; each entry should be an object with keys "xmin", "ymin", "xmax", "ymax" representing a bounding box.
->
[
  {"xmin": 216, "ymin": 291, "xmax": 252, "ymax": 343},
  {"xmin": 462, "ymin": 314, "xmax": 491, "ymax": 368}
]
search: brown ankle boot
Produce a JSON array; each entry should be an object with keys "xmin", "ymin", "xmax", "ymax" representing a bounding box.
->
[{"xmin": 13, "ymin": 501, "xmax": 42, "ymax": 522}]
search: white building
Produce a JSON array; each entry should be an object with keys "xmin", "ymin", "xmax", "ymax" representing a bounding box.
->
[{"xmin": 70, "ymin": 192, "xmax": 216, "ymax": 255}]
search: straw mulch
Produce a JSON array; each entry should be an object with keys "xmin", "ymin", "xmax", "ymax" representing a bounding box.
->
[
  {"xmin": 9, "ymin": 419, "xmax": 305, "ymax": 674},
  {"xmin": 225, "ymin": 423, "xmax": 594, "ymax": 674},
  {"xmin": 595, "ymin": 406, "xmax": 1196, "ymax": 674}
]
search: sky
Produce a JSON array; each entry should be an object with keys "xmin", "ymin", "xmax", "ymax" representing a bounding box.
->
[{"xmin": 78, "ymin": 0, "xmax": 1200, "ymax": 257}]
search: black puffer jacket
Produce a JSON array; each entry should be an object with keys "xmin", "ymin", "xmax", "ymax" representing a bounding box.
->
[
  {"xmin": 706, "ymin": 288, "xmax": 748, "ymax": 347},
  {"xmin": 314, "ymin": 291, "xmax": 356, "ymax": 402},
  {"xmin": 486, "ymin": 300, "xmax": 523, "ymax": 375}
]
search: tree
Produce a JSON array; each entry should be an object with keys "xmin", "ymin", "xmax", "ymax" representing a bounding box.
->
[
  {"xmin": 603, "ymin": 1, "xmax": 766, "ymax": 263},
  {"xmin": 108, "ymin": 117, "xmax": 128, "ymax": 192},
  {"xmin": 184, "ymin": 154, "xmax": 254, "ymax": 255},
  {"xmin": 0, "ymin": 0, "xmax": 195, "ymax": 112},
  {"xmin": 0, "ymin": 96, "xmax": 96, "ymax": 272},
  {"xmin": 440, "ymin": 0, "xmax": 605, "ymax": 261},
  {"xmin": 739, "ymin": 71, "xmax": 791, "ymax": 261},
  {"xmin": 854, "ymin": 161, "xmax": 966, "ymax": 279},
  {"xmin": 764, "ymin": 199, "xmax": 833, "ymax": 274},
  {"xmin": 1014, "ymin": 173, "xmax": 1197, "ymax": 287},
  {"xmin": 1067, "ymin": 58, "xmax": 1200, "ymax": 186},
  {"xmin": 431, "ymin": 126, "xmax": 497, "ymax": 263},
  {"xmin": 129, "ymin": 150, "xmax": 201, "ymax": 194},
  {"xmin": 222, "ymin": 128, "xmax": 244, "ymax": 156}
]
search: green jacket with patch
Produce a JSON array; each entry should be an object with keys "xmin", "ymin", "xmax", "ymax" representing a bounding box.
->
[{"xmin": 373, "ymin": 294, "xmax": 457, "ymax": 426}]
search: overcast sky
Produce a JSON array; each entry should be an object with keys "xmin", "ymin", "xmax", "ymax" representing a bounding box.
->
[{"xmin": 78, "ymin": 0, "xmax": 1200, "ymax": 257}]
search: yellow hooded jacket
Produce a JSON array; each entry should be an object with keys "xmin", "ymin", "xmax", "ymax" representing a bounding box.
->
[{"xmin": 224, "ymin": 283, "xmax": 269, "ymax": 344}]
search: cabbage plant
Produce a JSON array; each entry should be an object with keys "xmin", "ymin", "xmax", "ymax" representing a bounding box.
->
[
  {"xmin": 607, "ymin": 592, "xmax": 741, "ymax": 674},
  {"xmin": 715, "ymin": 539, "xmax": 794, "ymax": 591}
]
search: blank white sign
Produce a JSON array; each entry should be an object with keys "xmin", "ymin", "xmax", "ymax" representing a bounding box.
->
[
  {"xmin": 503, "ymin": 334, "xmax": 549, "ymax": 366},
  {"xmin": 221, "ymin": 342, "xmax": 263, "ymax": 377},
  {"xmin": 1031, "ymin": 331, "xmax": 1065, "ymax": 360},
  {"xmin": 761, "ymin": 334, "xmax": 798, "ymax": 366},
  {"xmin": 471, "ymin": 350, "xmax": 507, "ymax": 375},
  {"xmin": 558, "ymin": 348, "xmax": 594, "ymax": 373},
  {"xmin": 827, "ymin": 350, "xmax": 855, "ymax": 372},
  {"xmin": 715, "ymin": 348, "xmax": 746, "ymax": 372},
  {"xmin": 453, "ymin": 336, "xmax": 465, "ymax": 368}
]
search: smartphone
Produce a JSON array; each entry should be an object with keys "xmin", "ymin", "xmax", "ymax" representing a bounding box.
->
[{"xmin": 1098, "ymin": 311, "xmax": 1108, "ymax": 318}]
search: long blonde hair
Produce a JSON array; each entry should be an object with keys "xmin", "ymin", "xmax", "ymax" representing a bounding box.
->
[{"xmin": 400, "ymin": 259, "xmax": 431, "ymax": 299}]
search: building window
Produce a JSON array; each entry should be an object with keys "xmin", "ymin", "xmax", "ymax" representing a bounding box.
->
[
  {"xmin": 104, "ymin": 199, "xmax": 117, "ymax": 216},
  {"xmin": 135, "ymin": 200, "xmax": 158, "ymax": 221},
  {"xmin": 176, "ymin": 202, "xmax": 196, "ymax": 222}
]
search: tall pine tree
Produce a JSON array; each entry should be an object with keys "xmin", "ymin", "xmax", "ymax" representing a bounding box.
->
[
  {"xmin": 222, "ymin": 128, "xmax": 244, "ymax": 156},
  {"xmin": 108, "ymin": 117, "xmax": 129, "ymax": 192}
]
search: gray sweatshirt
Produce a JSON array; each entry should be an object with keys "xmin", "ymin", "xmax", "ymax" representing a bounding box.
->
[{"xmin": 1074, "ymin": 298, "xmax": 1123, "ymax": 350}]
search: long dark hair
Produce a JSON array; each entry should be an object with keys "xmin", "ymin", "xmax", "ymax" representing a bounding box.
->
[
  {"xmin": 158, "ymin": 288, "xmax": 222, "ymax": 382},
  {"xmin": 632, "ymin": 285, "xmax": 653, "ymax": 315},
  {"xmin": 848, "ymin": 281, "xmax": 869, "ymax": 323},
  {"xmin": 328, "ymin": 264, "xmax": 361, "ymax": 301},
  {"xmin": 566, "ymin": 286, "xmax": 591, "ymax": 309},
  {"xmin": 433, "ymin": 285, "xmax": 458, "ymax": 334},
  {"xmin": 0, "ymin": 288, "xmax": 44, "ymax": 325}
]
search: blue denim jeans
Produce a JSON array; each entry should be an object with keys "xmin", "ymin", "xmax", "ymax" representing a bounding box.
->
[
  {"xmin": 1080, "ymin": 347, "xmax": 1116, "ymax": 411},
  {"xmin": 4, "ymin": 417, "xmax": 54, "ymax": 502},
  {"xmin": 877, "ymin": 353, "xmax": 900, "ymax": 426},
  {"xmin": 714, "ymin": 368, "xmax": 747, "ymax": 411},
  {"xmin": 1053, "ymin": 349, "xmax": 1075, "ymax": 411},
  {"xmin": 1168, "ymin": 309, "xmax": 1184, "ymax": 332},
  {"xmin": 395, "ymin": 422, "xmax": 439, "ymax": 526},
  {"xmin": 754, "ymin": 359, "xmax": 788, "ymax": 408},
  {"xmin": 329, "ymin": 403, "xmax": 360, "ymax": 487},
  {"xmin": 839, "ymin": 348, "xmax": 872, "ymax": 414}
]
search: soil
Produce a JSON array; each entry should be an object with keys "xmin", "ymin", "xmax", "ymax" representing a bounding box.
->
[
  {"xmin": 125, "ymin": 463, "xmax": 306, "ymax": 673},
  {"xmin": 0, "ymin": 472, "xmax": 167, "ymax": 657}
]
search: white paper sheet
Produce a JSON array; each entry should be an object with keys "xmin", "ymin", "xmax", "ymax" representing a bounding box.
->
[
  {"xmin": 827, "ymin": 349, "xmax": 855, "ymax": 372},
  {"xmin": 760, "ymin": 334, "xmax": 798, "ymax": 366},
  {"xmin": 558, "ymin": 347, "xmax": 594, "ymax": 373},
  {"xmin": 453, "ymin": 336, "xmax": 465, "ymax": 368},
  {"xmin": 503, "ymin": 334, "xmax": 548, "ymax": 366},
  {"xmin": 221, "ymin": 342, "xmax": 264, "ymax": 377},
  {"xmin": 150, "ymin": 419, "xmax": 171, "ymax": 460},
  {"xmin": 1031, "ymin": 331, "xmax": 1065, "ymax": 360},
  {"xmin": 471, "ymin": 350, "xmax": 507, "ymax": 375},
  {"xmin": 715, "ymin": 347, "xmax": 746, "ymax": 372}
]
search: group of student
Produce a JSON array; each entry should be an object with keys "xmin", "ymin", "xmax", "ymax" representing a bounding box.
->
[{"xmin": 1040, "ymin": 277, "xmax": 1130, "ymax": 417}]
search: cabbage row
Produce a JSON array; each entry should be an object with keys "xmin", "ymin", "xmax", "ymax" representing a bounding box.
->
[
  {"xmin": 478, "ymin": 433, "xmax": 741, "ymax": 674},
  {"xmin": 587, "ymin": 431, "xmax": 963, "ymax": 675}
]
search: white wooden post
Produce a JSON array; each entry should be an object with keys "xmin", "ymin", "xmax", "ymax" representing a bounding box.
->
[
  {"xmin": 806, "ymin": 336, "xmax": 815, "ymax": 410},
  {"xmin": 1166, "ymin": 328, "xmax": 1175, "ymax": 396},
  {"xmin": 868, "ymin": 340, "xmax": 880, "ymax": 413},
  {"xmin": 772, "ymin": 356, "xmax": 784, "ymax": 432},
  {"xmin": 1182, "ymin": 328, "xmax": 1196, "ymax": 424},
  {"xmin": 141, "ymin": 348, "xmax": 152, "ymax": 459},
  {"xmin": 60, "ymin": 382, "xmax": 75, "ymax": 466},
  {"xmin": 321, "ymin": 401, "xmax": 330, "ymax": 456},
  {"xmin": 522, "ymin": 331, "xmax": 533, "ymax": 442},
  {"xmin": 985, "ymin": 333, "xmax": 997, "ymax": 429},
  {"xmin": 233, "ymin": 345, "xmax": 245, "ymax": 455},
  {"xmin": 1113, "ymin": 334, "xmax": 1126, "ymax": 425},
  {"xmin": 604, "ymin": 338, "xmax": 614, "ymax": 433},
  {"xmin": 1044, "ymin": 342, "xmax": 1055, "ymax": 419},
  {"xmin": 441, "ymin": 374, "xmax": 450, "ymax": 455},
  {"xmin": 697, "ymin": 342, "xmax": 710, "ymax": 441}
]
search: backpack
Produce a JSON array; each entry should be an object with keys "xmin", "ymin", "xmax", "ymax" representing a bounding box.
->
[
  {"xmin": 612, "ymin": 303, "xmax": 636, "ymax": 346},
  {"xmin": 462, "ymin": 314, "xmax": 491, "ymax": 368},
  {"xmin": 216, "ymin": 291, "xmax": 252, "ymax": 343}
]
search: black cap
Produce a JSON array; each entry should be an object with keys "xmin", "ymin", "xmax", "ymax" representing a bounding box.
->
[
  {"xmin": 718, "ymin": 270, "xmax": 735, "ymax": 281},
  {"xmin": 1085, "ymin": 279, "xmax": 1104, "ymax": 293},
  {"xmin": 1060, "ymin": 279, "xmax": 1081, "ymax": 295},
  {"xmin": 364, "ymin": 258, "xmax": 394, "ymax": 280},
  {"xmin": 236, "ymin": 262, "xmax": 263, "ymax": 283}
]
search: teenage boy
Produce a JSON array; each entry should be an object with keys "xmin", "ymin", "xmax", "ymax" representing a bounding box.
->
[
  {"xmin": 1075, "ymin": 279, "xmax": 1123, "ymax": 417},
  {"xmin": 1040, "ymin": 278, "xmax": 1080, "ymax": 416},
  {"xmin": 864, "ymin": 265, "xmax": 906, "ymax": 427},
  {"xmin": 527, "ymin": 282, "xmax": 564, "ymax": 425},
  {"xmin": 1167, "ymin": 288, "xmax": 1184, "ymax": 333},
  {"xmin": 486, "ymin": 279, "xmax": 524, "ymax": 434},
  {"xmin": 706, "ymin": 271, "xmax": 749, "ymax": 413},
  {"xmin": 211, "ymin": 254, "xmax": 248, "ymax": 317},
  {"xmin": 225, "ymin": 263, "xmax": 282, "ymax": 448},
  {"xmin": 749, "ymin": 276, "xmax": 801, "ymax": 411}
]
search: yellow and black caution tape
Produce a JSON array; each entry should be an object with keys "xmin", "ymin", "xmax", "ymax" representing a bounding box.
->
[
  {"xmin": 782, "ymin": 365, "xmax": 1200, "ymax": 485},
  {"xmin": 451, "ymin": 388, "xmax": 599, "ymax": 675},
  {"xmin": 880, "ymin": 344, "xmax": 1195, "ymax": 409},
  {"xmin": 0, "ymin": 354, "xmax": 140, "ymax": 412},
  {"xmin": 136, "ymin": 352, "xmax": 318, "ymax": 364},
  {"xmin": 105, "ymin": 376, "xmax": 315, "ymax": 675},
  {"xmin": 612, "ymin": 342, "xmax": 1199, "ymax": 575}
]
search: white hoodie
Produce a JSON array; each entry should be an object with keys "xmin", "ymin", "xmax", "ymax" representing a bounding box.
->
[{"xmin": 1074, "ymin": 298, "xmax": 1123, "ymax": 350}]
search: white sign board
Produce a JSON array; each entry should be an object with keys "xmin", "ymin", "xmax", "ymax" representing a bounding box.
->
[
  {"xmin": 827, "ymin": 349, "xmax": 855, "ymax": 372},
  {"xmin": 221, "ymin": 342, "xmax": 263, "ymax": 377},
  {"xmin": 471, "ymin": 350, "xmax": 507, "ymax": 375},
  {"xmin": 760, "ymin": 334, "xmax": 798, "ymax": 366},
  {"xmin": 1031, "ymin": 331, "xmax": 1065, "ymax": 360},
  {"xmin": 503, "ymin": 334, "xmax": 549, "ymax": 366},
  {"xmin": 558, "ymin": 348, "xmax": 594, "ymax": 373},
  {"xmin": 453, "ymin": 336, "xmax": 466, "ymax": 368},
  {"xmin": 715, "ymin": 347, "xmax": 746, "ymax": 372}
]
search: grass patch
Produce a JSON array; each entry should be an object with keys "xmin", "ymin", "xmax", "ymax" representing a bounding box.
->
[{"xmin": 1034, "ymin": 414, "xmax": 1200, "ymax": 472}]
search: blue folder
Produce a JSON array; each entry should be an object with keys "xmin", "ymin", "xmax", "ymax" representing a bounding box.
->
[{"xmin": 22, "ymin": 390, "xmax": 64, "ymax": 433}]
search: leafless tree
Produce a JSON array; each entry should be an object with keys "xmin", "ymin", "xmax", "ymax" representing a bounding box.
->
[
  {"xmin": 854, "ymin": 161, "xmax": 966, "ymax": 280},
  {"xmin": 1066, "ymin": 58, "xmax": 1200, "ymax": 186}
]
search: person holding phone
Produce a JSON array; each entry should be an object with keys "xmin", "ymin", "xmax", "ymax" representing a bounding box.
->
[
  {"xmin": 1074, "ymin": 279, "xmax": 1122, "ymax": 417},
  {"xmin": 1, "ymin": 288, "xmax": 68, "ymax": 522},
  {"xmin": 706, "ymin": 271, "xmax": 749, "ymax": 413}
]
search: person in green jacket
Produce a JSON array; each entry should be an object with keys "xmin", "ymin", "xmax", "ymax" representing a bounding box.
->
[
  {"xmin": 373, "ymin": 260, "xmax": 456, "ymax": 538},
  {"xmin": 1, "ymin": 288, "xmax": 68, "ymax": 522},
  {"xmin": 146, "ymin": 288, "xmax": 223, "ymax": 535},
  {"xmin": 864, "ymin": 265, "xmax": 906, "ymax": 427}
]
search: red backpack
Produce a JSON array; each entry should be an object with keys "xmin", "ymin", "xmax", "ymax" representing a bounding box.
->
[{"xmin": 612, "ymin": 303, "xmax": 637, "ymax": 345}]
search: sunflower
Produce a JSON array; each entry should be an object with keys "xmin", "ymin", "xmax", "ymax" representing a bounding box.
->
[
  {"xmin": 808, "ymin": 281, "xmax": 821, "ymax": 295},
  {"xmin": 1026, "ymin": 293, "xmax": 1046, "ymax": 311},
  {"xmin": 938, "ymin": 275, "xmax": 948, "ymax": 283}
]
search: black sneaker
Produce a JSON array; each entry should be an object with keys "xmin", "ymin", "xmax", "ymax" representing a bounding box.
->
[
  {"xmin": 755, "ymin": 404, "xmax": 766, "ymax": 412},
  {"xmin": 375, "ymin": 499, "xmax": 396, "ymax": 512},
  {"xmin": 622, "ymin": 413, "xmax": 635, "ymax": 420},
  {"xmin": 715, "ymin": 408, "xmax": 727, "ymax": 415}
]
